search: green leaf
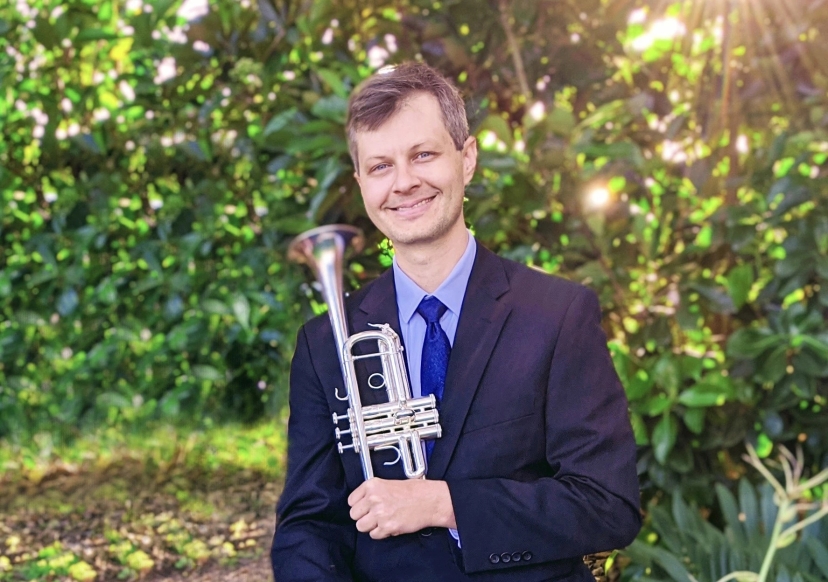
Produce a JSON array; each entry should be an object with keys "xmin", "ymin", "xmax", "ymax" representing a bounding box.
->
[
  {"xmin": 682, "ymin": 408, "xmax": 705, "ymax": 434},
  {"xmin": 715, "ymin": 483, "xmax": 747, "ymax": 546},
  {"xmin": 727, "ymin": 328, "xmax": 784, "ymax": 359},
  {"xmin": 311, "ymin": 95, "xmax": 347, "ymax": 123},
  {"xmin": 727, "ymin": 264, "xmax": 754, "ymax": 310},
  {"xmin": 630, "ymin": 412, "xmax": 649, "ymax": 445},
  {"xmin": 653, "ymin": 354, "xmax": 681, "ymax": 395},
  {"xmin": 757, "ymin": 345, "xmax": 788, "ymax": 384},
  {"xmin": 692, "ymin": 283, "xmax": 736, "ymax": 314},
  {"xmin": 804, "ymin": 537, "xmax": 828, "ymax": 578},
  {"xmin": 737, "ymin": 479, "xmax": 759, "ymax": 544},
  {"xmin": 625, "ymin": 541, "xmax": 694, "ymax": 582},
  {"xmin": 192, "ymin": 365, "xmax": 223, "ymax": 382},
  {"xmin": 96, "ymin": 392, "xmax": 132, "ymax": 409},
  {"xmin": 57, "ymin": 288, "xmax": 80, "ymax": 316},
  {"xmin": 263, "ymin": 108, "xmax": 297, "ymax": 137},
  {"xmin": 545, "ymin": 107, "xmax": 576, "ymax": 136},
  {"xmin": 0, "ymin": 271, "xmax": 12, "ymax": 297},
  {"xmin": 641, "ymin": 394, "xmax": 672, "ymax": 416},
  {"xmin": 652, "ymin": 414, "xmax": 678, "ymax": 464},
  {"xmin": 678, "ymin": 381, "xmax": 733, "ymax": 407},
  {"xmin": 202, "ymin": 299, "xmax": 230, "ymax": 315},
  {"xmin": 316, "ymin": 68, "xmax": 348, "ymax": 98},
  {"xmin": 232, "ymin": 293, "xmax": 251, "ymax": 331},
  {"xmin": 479, "ymin": 114, "xmax": 514, "ymax": 146},
  {"xmin": 625, "ymin": 369, "xmax": 653, "ymax": 400}
]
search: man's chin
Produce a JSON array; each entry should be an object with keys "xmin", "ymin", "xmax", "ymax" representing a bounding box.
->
[{"xmin": 387, "ymin": 228, "xmax": 444, "ymax": 248}]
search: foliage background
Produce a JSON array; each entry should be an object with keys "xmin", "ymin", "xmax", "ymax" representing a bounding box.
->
[{"xmin": 1, "ymin": 0, "xmax": 828, "ymax": 579}]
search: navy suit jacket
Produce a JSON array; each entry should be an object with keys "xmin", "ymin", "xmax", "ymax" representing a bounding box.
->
[{"xmin": 271, "ymin": 241, "xmax": 641, "ymax": 581}]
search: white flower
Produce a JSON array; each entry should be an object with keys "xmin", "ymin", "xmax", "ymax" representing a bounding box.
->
[
  {"xmin": 178, "ymin": 0, "xmax": 209, "ymax": 21},
  {"xmin": 119, "ymin": 80, "xmax": 135, "ymax": 102},
  {"xmin": 367, "ymin": 46, "xmax": 389, "ymax": 69},
  {"xmin": 154, "ymin": 57, "xmax": 177, "ymax": 84}
]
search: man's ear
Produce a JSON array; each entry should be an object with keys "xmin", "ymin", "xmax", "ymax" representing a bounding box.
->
[
  {"xmin": 462, "ymin": 136, "xmax": 478, "ymax": 186},
  {"xmin": 354, "ymin": 170, "xmax": 362, "ymax": 188}
]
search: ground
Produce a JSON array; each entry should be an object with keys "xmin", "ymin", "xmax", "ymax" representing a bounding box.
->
[{"xmin": 0, "ymin": 423, "xmax": 283, "ymax": 581}]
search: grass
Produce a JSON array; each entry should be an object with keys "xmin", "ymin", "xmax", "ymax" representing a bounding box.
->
[{"xmin": 0, "ymin": 419, "xmax": 288, "ymax": 581}]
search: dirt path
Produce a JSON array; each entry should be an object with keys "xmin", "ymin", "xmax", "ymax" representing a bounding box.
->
[
  {"xmin": 1, "ymin": 461, "xmax": 616, "ymax": 582},
  {"xmin": 0, "ymin": 459, "xmax": 282, "ymax": 581},
  {"xmin": 152, "ymin": 554, "xmax": 273, "ymax": 581}
]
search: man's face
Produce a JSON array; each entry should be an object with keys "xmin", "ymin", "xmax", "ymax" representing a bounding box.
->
[{"xmin": 353, "ymin": 92, "xmax": 477, "ymax": 250}]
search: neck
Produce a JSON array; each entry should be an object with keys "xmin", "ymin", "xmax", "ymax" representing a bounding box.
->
[{"xmin": 394, "ymin": 224, "xmax": 469, "ymax": 294}]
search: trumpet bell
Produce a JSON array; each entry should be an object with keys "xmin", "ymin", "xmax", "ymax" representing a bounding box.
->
[{"xmin": 287, "ymin": 224, "xmax": 364, "ymax": 267}]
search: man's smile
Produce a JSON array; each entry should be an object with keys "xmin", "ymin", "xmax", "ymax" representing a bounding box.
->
[{"xmin": 388, "ymin": 195, "xmax": 437, "ymax": 213}]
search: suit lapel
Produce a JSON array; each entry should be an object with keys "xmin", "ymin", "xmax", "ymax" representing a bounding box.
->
[{"xmin": 427, "ymin": 243, "xmax": 511, "ymax": 479}]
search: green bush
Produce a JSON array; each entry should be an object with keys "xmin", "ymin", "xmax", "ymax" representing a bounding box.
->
[
  {"xmin": 1, "ymin": 0, "xmax": 827, "ymax": 517},
  {"xmin": 623, "ymin": 446, "xmax": 828, "ymax": 582}
]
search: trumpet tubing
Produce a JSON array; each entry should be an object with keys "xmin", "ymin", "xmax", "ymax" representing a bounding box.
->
[{"xmin": 288, "ymin": 225, "xmax": 442, "ymax": 481}]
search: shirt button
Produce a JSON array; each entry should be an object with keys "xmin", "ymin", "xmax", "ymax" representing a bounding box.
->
[
  {"xmin": 500, "ymin": 552, "xmax": 512, "ymax": 563},
  {"xmin": 511, "ymin": 551, "xmax": 522, "ymax": 562},
  {"xmin": 489, "ymin": 553, "xmax": 500, "ymax": 564},
  {"xmin": 522, "ymin": 551, "xmax": 533, "ymax": 561}
]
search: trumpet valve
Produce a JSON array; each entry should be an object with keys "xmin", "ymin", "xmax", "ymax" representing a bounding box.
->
[
  {"xmin": 393, "ymin": 407, "xmax": 416, "ymax": 425},
  {"xmin": 338, "ymin": 441, "xmax": 358, "ymax": 454}
]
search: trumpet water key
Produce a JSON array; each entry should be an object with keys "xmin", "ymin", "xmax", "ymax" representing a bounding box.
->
[{"xmin": 288, "ymin": 225, "xmax": 442, "ymax": 480}]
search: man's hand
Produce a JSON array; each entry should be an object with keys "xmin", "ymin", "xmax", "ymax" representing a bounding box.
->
[{"xmin": 347, "ymin": 478, "xmax": 456, "ymax": 539}]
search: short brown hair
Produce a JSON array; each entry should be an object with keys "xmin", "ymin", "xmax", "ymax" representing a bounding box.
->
[{"xmin": 345, "ymin": 62, "xmax": 469, "ymax": 171}]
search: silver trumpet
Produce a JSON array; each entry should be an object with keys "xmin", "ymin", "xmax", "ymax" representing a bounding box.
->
[{"xmin": 288, "ymin": 225, "xmax": 442, "ymax": 480}]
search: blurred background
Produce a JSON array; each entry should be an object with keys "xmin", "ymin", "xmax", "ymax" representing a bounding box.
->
[{"xmin": 1, "ymin": 0, "xmax": 827, "ymax": 580}]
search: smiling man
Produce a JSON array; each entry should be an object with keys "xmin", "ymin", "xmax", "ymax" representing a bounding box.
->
[{"xmin": 271, "ymin": 62, "xmax": 641, "ymax": 582}]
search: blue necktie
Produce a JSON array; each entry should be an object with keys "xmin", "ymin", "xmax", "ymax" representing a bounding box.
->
[{"xmin": 417, "ymin": 296, "xmax": 450, "ymax": 458}]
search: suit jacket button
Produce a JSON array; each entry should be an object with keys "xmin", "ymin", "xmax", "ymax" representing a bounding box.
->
[
  {"xmin": 489, "ymin": 553, "xmax": 500, "ymax": 564},
  {"xmin": 500, "ymin": 552, "xmax": 512, "ymax": 563},
  {"xmin": 522, "ymin": 551, "xmax": 533, "ymax": 561},
  {"xmin": 511, "ymin": 551, "xmax": 522, "ymax": 562},
  {"xmin": 420, "ymin": 527, "xmax": 434, "ymax": 537}
]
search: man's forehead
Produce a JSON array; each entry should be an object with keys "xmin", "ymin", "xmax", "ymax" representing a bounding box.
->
[{"xmin": 355, "ymin": 121, "xmax": 451, "ymax": 157}]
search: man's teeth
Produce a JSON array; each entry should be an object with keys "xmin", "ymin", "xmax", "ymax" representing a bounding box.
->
[{"xmin": 397, "ymin": 197, "xmax": 433, "ymax": 210}]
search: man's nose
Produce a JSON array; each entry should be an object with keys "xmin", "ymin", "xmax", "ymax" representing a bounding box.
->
[{"xmin": 392, "ymin": 162, "xmax": 421, "ymax": 194}]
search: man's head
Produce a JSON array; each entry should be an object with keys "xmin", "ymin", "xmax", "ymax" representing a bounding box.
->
[
  {"xmin": 346, "ymin": 63, "xmax": 477, "ymax": 252},
  {"xmin": 346, "ymin": 62, "xmax": 469, "ymax": 173}
]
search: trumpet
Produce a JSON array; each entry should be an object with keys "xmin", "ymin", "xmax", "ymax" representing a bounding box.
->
[{"xmin": 288, "ymin": 225, "xmax": 442, "ymax": 480}]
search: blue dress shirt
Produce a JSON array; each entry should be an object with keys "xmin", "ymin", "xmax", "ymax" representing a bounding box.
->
[{"xmin": 392, "ymin": 231, "xmax": 476, "ymax": 546}]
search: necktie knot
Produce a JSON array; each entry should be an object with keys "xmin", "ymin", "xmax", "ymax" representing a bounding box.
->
[{"xmin": 417, "ymin": 296, "xmax": 447, "ymax": 324}]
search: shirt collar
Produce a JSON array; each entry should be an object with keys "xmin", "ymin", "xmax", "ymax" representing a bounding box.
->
[{"xmin": 393, "ymin": 231, "xmax": 477, "ymax": 324}]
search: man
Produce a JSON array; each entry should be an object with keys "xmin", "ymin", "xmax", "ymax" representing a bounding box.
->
[{"xmin": 271, "ymin": 62, "xmax": 641, "ymax": 581}]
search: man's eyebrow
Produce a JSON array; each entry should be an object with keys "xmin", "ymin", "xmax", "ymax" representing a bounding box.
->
[{"xmin": 409, "ymin": 141, "xmax": 437, "ymax": 151}]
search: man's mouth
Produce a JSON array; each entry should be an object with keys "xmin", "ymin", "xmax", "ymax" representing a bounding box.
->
[{"xmin": 390, "ymin": 196, "xmax": 436, "ymax": 211}]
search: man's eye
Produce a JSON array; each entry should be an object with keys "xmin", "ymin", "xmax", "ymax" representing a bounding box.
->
[
  {"xmin": 371, "ymin": 163, "xmax": 389, "ymax": 172},
  {"xmin": 416, "ymin": 152, "xmax": 433, "ymax": 160}
]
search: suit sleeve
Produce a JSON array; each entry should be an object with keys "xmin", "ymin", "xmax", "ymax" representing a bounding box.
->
[
  {"xmin": 446, "ymin": 286, "xmax": 642, "ymax": 573},
  {"xmin": 271, "ymin": 326, "xmax": 356, "ymax": 581}
]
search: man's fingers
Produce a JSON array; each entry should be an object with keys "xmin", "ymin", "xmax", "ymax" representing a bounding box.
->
[
  {"xmin": 347, "ymin": 483, "xmax": 365, "ymax": 507},
  {"xmin": 348, "ymin": 477, "xmax": 380, "ymax": 506},
  {"xmin": 369, "ymin": 527, "xmax": 390, "ymax": 540},
  {"xmin": 355, "ymin": 514, "xmax": 377, "ymax": 534},
  {"xmin": 349, "ymin": 500, "xmax": 370, "ymax": 522}
]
